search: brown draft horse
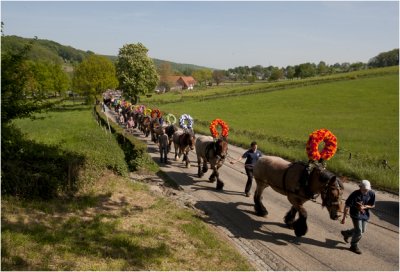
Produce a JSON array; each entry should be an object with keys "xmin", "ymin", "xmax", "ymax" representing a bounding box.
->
[
  {"xmin": 172, "ymin": 129, "xmax": 196, "ymax": 167},
  {"xmin": 195, "ymin": 136, "xmax": 229, "ymax": 190},
  {"xmin": 253, "ymin": 156, "xmax": 344, "ymax": 237}
]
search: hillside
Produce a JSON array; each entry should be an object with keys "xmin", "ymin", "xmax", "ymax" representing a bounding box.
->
[{"xmin": 1, "ymin": 35, "xmax": 211, "ymax": 74}]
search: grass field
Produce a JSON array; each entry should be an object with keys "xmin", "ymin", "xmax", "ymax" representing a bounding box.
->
[
  {"xmin": 3, "ymin": 102, "xmax": 253, "ymax": 270},
  {"xmin": 145, "ymin": 69, "xmax": 399, "ymax": 192}
]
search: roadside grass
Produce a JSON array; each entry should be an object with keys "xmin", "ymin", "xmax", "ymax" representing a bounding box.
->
[
  {"xmin": 12, "ymin": 101, "xmax": 129, "ymax": 187},
  {"xmin": 3, "ymin": 101, "xmax": 253, "ymax": 270},
  {"xmin": 1, "ymin": 172, "xmax": 253, "ymax": 271},
  {"xmin": 148, "ymin": 73, "xmax": 399, "ymax": 192}
]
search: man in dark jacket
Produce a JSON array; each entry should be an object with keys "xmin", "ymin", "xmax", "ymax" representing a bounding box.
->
[
  {"xmin": 341, "ymin": 180, "xmax": 376, "ymax": 255},
  {"xmin": 230, "ymin": 141, "xmax": 262, "ymax": 197}
]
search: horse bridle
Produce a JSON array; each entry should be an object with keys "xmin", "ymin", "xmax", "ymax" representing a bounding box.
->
[{"xmin": 321, "ymin": 177, "xmax": 343, "ymax": 206}]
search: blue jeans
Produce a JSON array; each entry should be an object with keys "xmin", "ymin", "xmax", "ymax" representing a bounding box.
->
[{"xmin": 344, "ymin": 217, "xmax": 367, "ymax": 247}]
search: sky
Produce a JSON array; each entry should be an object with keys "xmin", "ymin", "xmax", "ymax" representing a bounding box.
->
[{"xmin": 1, "ymin": 1, "xmax": 399, "ymax": 70}]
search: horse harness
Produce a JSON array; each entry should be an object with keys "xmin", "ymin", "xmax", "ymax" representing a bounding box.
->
[
  {"xmin": 282, "ymin": 162, "xmax": 319, "ymax": 200},
  {"xmin": 205, "ymin": 142, "xmax": 217, "ymax": 161}
]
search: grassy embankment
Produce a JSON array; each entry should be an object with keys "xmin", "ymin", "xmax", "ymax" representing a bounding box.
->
[
  {"xmin": 1, "ymin": 101, "xmax": 253, "ymax": 270},
  {"xmin": 143, "ymin": 67, "xmax": 399, "ymax": 192}
]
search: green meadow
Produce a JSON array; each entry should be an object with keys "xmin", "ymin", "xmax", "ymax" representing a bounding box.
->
[{"xmin": 145, "ymin": 69, "xmax": 399, "ymax": 191}]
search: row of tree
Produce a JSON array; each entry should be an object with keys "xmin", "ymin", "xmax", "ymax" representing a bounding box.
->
[{"xmin": 158, "ymin": 48, "xmax": 399, "ymax": 87}]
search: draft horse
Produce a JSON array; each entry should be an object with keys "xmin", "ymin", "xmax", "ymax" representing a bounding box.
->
[
  {"xmin": 195, "ymin": 135, "xmax": 229, "ymax": 190},
  {"xmin": 172, "ymin": 129, "xmax": 196, "ymax": 167},
  {"xmin": 253, "ymin": 156, "xmax": 344, "ymax": 237}
]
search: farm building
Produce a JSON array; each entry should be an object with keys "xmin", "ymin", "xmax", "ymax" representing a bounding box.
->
[{"xmin": 158, "ymin": 76, "xmax": 197, "ymax": 92}]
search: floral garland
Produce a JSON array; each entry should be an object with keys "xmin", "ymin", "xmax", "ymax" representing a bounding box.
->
[
  {"xmin": 144, "ymin": 108, "xmax": 152, "ymax": 116},
  {"xmin": 209, "ymin": 118, "xmax": 229, "ymax": 138},
  {"xmin": 165, "ymin": 113, "xmax": 177, "ymax": 125},
  {"xmin": 151, "ymin": 109, "xmax": 162, "ymax": 118},
  {"xmin": 179, "ymin": 114, "xmax": 194, "ymax": 129},
  {"xmin": 134, "ymin": 105, "xmax": 144, "ymax": 113},
  {"xmin": 306, "ymin": 128, "xmax": 337, "ymax": 161}
]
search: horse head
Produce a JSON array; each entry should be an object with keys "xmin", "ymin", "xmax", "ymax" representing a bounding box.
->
[
  {"xmin": 165, "ymin": 125, "xmax": 178, "ymax": 138},
  {"xmin": 310, "ymin": 165, "xmax": 344, "ymax": 220},
  {"xmin": 215, "ymin": 137, "xmax": 228, "ymax": 160},
  {"xmin": 182, "ymin": 129, "xmax": 196, "ymax": 150}
]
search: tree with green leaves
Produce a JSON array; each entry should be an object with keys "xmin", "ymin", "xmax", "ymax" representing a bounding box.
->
[
  {"xmin": 368, "ymin": 48, "xmax": 399, "ymax": 68},
  {"xmin": 269, "ymin": 67, "xmax": 284, "ymax": 81},
  {"xmin": 212, "ymin": 70, "xmax": 226, "ymax": 86},
  {"xmin": 116, "ymin": 43, "xmax": 159, "ymax": 103},
  {"xmin": 294, "ymin": 63, "xmax": 317, "ymax": 78},
  {"xmin": 72, "ymin": 54, "xmax": 118, "ymax": 104},
  {"xmin": 1, "ymin": 39, "xmax": 46, "ymax": 123},
  {"xmin": 193, "ymin": 68, "xmax": 213, "ymax": 86}
]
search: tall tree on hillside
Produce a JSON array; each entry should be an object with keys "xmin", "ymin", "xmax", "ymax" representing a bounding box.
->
[
  {"xmin": 1, "ymin": 39, "xmax": 45, "ymax": 123},
  {"xmin": 72, "ymin": 55, "xmax": 118, "ymax": 104},
  {"xmin": 116, "ymin": 43, "xmax": 159, "ymax": 103}
]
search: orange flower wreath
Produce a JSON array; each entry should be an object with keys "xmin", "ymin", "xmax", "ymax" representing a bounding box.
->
[
  {"xmin": 209, "ymin": 119, "xmax": 229, "ymax": 138},
  {"xmin": 151, "ymin": 109, "xmax": 162, "ymax": 118},
  {"xmin": 306, "ymin": 128, "xmax": 337, "ymax": 161}
]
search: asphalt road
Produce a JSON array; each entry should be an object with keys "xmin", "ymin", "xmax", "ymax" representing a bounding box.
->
[{"xmin": 104, "ymin": 108, "xmax": 399, "ymax": 271}]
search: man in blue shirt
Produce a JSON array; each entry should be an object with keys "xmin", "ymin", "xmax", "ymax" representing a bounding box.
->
[
  {"xmin": 341, "ymin": 180, "xmax": 376, "ymax": 254},
  {"xmin": 230, "ymin": 141, "xmax": 262, "ymax": 197}
]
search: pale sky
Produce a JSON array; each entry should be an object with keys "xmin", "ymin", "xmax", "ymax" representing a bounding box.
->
[{"xmin": 1, "ymin": 1, "xmax": 399, "ymax": 69}]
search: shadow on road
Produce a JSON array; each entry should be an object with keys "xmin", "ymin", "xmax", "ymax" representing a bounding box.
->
[
  {"xmin": 195, "ymin": 200, "xmax": 344, "ymax": 250},
  {"xmin": 372, "ymin": 200, "xmax": 399, "ymax": 227}
]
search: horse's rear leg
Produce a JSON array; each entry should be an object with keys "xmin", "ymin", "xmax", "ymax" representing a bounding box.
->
[
  {"xmin": 184, "ymin": 151, "xmax": 190, "ymax": 168},
  {"xmin": 254, "ymin": 180, "xmax": 268, "ymax": 216},
  {"xmin": 197, "ymin": 157, "xmax": 204, "ymax": 178}
]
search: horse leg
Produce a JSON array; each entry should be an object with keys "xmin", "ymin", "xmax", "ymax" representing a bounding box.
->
[
  {"xmin": 292, "ymin": 205, "xmax": 308, "ymax": 237},
  {"xmin": 209, "ymin": 165, "xmax": 217, "ymax": 183},
  {"xmin": 184, "ymin": 150, "xmax": 190, "ymax": 168},
  {"xmin": 197, "ymin": 156, "xmax": 204, "ymax": 178},
  {"xmin": 284, "ymin": 206, "xmax": 297, "ymax": 228},
  {"xmin": 215, "ymin": 169, "xmax": 224, "ymax": 190},
  {"xmin": 174, "ymin": 144, "xmax": 178, "ymax": 161},
  {"xmin": 202, "ymin": 161, "xmax": 208, "ymax": 174},
  {"xmin": 254, "ymin": 181, "xmax": 268, "ymax": 216}
]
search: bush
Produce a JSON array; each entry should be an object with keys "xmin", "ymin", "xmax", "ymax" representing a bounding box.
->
[{"xmin": 1, "ymin": 124, "xmax": 85, "ymax": 199}]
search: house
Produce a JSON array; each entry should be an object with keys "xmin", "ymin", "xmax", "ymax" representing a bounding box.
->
[
  {"xmin": 176, "ymin": 76, "xmax": 196, "ymax": 90},
  {"xmin": 158, "ymin": 76, "xmax": 196, "ymax": 92}
]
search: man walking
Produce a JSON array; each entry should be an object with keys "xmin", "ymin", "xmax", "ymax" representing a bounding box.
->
[
  {"xmin": 159, "ymin": 128, "xmax": 169, "ymax": 164},
  {"xmin": 230, "ymin": 141, "xmax": 262, "ymax": 197},
  {"xmin": 341, "ymin": 180, "xmax": 376, "ymax": 254}
]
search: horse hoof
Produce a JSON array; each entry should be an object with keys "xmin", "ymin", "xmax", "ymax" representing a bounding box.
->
[{"xmin": 255, "ymin": 210, "xmax": 268, "ymax": 217}]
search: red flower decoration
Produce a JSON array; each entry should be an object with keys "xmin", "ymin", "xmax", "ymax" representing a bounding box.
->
[
  {"xmin": 151, "ymin": 109, "xmax": 162, "ymax": 118},
  {"xmin": 209, "ymin": 119, "xmax": 229, "ymax": 138},
  {"xmin": 306, "ymin": 129, "xmax": 337, "ymax": 161}
]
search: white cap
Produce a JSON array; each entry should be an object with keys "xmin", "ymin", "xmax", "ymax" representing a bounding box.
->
[{"xmin": 359, "ymin": 180, "xmax": 371, "ymax": 190}]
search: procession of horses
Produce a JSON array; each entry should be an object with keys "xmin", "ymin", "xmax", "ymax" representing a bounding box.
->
[{"xmin": 103, "ymin": 95, "xmax": 344, "ymax": 238}]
